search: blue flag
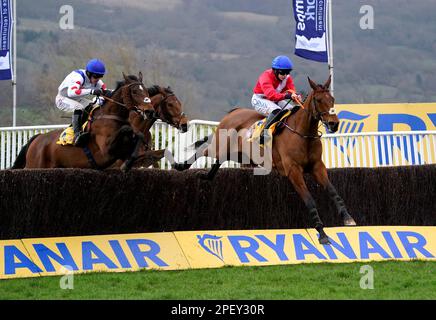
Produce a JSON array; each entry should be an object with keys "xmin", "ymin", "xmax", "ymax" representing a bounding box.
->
[
  {"xmin": 0, "ymin": 0, "xmax": 12, "ymax": 80},
  {"xmin": 293, "ymin": 0, "xmax": 328, "ymax": 63}
]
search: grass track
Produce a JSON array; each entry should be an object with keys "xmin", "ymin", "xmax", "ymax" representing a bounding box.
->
[{"xmin": 0, "ymin": 261, "xmax": 435, "ymax": 300}]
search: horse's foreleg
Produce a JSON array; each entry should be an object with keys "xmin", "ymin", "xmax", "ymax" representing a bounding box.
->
[
  {"xmin": 121, "ymin": 132, "xmax": 145, "ymax": 172},
  {"xmin": 288, "ymin": 165, "xmax": 330, "ymax": 245},
  {"xmin": 311, "ymin": 162, "xmax": 356, "ymax": 226}
]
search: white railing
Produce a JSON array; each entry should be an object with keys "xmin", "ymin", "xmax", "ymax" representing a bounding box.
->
[
  {"xmin": 1, "ymin": 121, "xmax": 435, "ymax": 169},
  {"xmin": 321, "ymin": 130, "xmax": 436, "ymax": 168}
]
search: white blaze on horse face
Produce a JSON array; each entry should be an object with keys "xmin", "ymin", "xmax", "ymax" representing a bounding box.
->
[{"xmin": 139, "ymin": 85, "xmax": 144, "ymax": 91}]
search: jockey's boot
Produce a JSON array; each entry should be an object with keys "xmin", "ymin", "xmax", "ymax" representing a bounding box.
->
[
  {"xmin": 259, "ymin": 109, "xmax": 282, "ymax": 146},
  {"xmin": 72, "ymin": 110, "xmax": 89, "ymax": 147}
]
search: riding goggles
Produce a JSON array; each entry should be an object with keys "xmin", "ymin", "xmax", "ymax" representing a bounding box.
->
[
  {"xmin": 89, "ymin": 73, "xmax": 104, "ymax": 79},
  {"xmin": 277, "ymin": 69, "xmax": 292, "ymax": 75}
]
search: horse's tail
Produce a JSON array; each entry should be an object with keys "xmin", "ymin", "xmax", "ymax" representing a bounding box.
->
[{"xmin": 11, "ymin": 134, "xmax": 40, "ymax": 169}]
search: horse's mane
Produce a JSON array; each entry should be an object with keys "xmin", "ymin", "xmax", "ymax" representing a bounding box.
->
[
  {"xmin": 113, "ymin": 75, "xmax": 140, "ymax": 93},
  {"xmin": 147, "ymin": 85, "xmax": 174, "ymax": 97}
]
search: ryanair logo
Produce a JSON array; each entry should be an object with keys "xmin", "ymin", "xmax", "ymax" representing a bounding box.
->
[
  {"xmin": 197, "ymin": 234, "xmax": 224, "ymax": 261},
  {"xmin": 333, "ymin": 111, "xmax": 370, "ymax": 164}
]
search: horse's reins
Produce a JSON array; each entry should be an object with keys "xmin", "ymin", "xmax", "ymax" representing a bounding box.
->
[
  {"xmin": 154, "ymin": 93, "xmax": 187, "ymax": 127},
  {"xmin": 93, "ymin": 82, "xmax": 152, "ymax": 123},
  {"xmin": 281, "ymin": 91, "xmax": 328, "ymax": 139}
]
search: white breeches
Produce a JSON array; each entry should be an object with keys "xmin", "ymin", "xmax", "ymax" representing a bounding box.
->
[{"xmin": 251, "ymin": 94, "xmax": 294, "ymax": 116}]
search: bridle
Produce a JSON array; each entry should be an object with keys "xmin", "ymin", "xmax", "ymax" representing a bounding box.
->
[
  {"xmin": 153, "ymin": 92, "xmax": 187, "ymax": 128},
  {"xmin": 310, "ymin": 90, "xmax": 336, "ymax": 124},
  {"xmin": 102, "ymin": 82, "xmax": 152, "ymax": 110},
  {"xmin": 92, "ymin": 82, "xmax": 152, "ymax": 124},
  {"xmin": 282, "ymin": 89, "xmax": 337, "ymax": 140}
]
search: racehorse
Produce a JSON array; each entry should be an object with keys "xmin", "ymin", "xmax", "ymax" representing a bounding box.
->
[
  {"xmin": 173, "ymin": 76, "xmax": 356, "ymax": 244},
  {"xmin": 12, "ymin": 72, "xmax": 153, "ymax": 170},
  {"xmin": 114, "ymin": 85, "xmax": 189, "ymax": 169}
]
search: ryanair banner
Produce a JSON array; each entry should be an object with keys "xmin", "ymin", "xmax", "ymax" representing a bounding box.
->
[
  {"xmin": 176, "ymin": 227, "xmax": 436, "ymax": 268},
  {"xmin": 0, "ymin": 232, "xmax": 189, "ymax": 280},
  {"xmin": 320, "ymin": 103, "xmax": 436, "ymax": 167},
  {"xmin": 334, "ymin": 103, "xmax": 436, "ymax": 133},
  {"xmin": 1, "ymin": 227, "xmax": 435, "ymax": 279},
  {"xmin": 293, "ymin": 0, "xmax": 329, "ymax": 63},
  {"xmin": 0, "ymin": 0, "xmax": 13, "ymax": 80}
]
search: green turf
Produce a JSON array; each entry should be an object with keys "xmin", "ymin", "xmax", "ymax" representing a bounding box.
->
[{"xmin": 0, "ymin": 261, "xmax": 434, "ymax": 300}]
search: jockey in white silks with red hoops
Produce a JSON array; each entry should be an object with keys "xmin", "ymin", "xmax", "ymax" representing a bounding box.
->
[{"xmin": 56, "ymin": 58, "xmax": 109, "ymax": 147}]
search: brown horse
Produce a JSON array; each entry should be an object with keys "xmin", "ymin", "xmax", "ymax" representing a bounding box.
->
[
  {"xmin": 12, "ymin": 72, "xmax": 153, "ymax": 170},
  {"xmin": 114, "ymin": 85, "xmax": 189, "ymax": 169},
  {"xmin": 173, "ymin": 76, "xmax": 356, "ymax": 244}
]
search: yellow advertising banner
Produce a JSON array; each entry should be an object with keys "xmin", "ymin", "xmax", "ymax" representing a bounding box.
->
[
  {"xmin": 333, "ymin": 103, "xmax": 436, "ymax": 133},
  {"xmin": 0, "ymin": 240, "xmax": 40, "ymax": 280},
  {"xmin": 320, "ymin": 103, "xmax": 436, "ymax": 167},
  {"xmin": 18, "ymin": 232, "xmax": 189, "ymax": 278},
  {"xmin": 1, "ymin": 227, "xmax": 435, "ymax": 279},
  {"xmin": 175, "ymin": 229, "xmax": 316, "ymax": 269},
  {"xmin": 306, "ymin": 226, "xmax": 436, "ymax": 263},
  {"xmin": 175, "ymin": 227, "xmax": 436, "ymax": 269}
]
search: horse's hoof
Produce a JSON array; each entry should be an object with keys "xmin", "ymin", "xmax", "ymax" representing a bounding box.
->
[
  {"xmin": 319, "ymin": 236, "xmax": 331, "ymax": 245},
  {"xmin": 344, "ymin": 217, "xmax": 357, "ymax": 226}
]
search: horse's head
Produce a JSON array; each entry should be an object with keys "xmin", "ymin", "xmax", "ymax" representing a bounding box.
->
[
  {"xmin": 307, "ymin": 75, "xmax": 339, "ymax": 133},
  {"xmin": 119, "ymin": 72, "xmax": 153, "ymax": 114},
  {"xmin": 151, "ymin": 86, "xmax": 188, "ymax": 133}
]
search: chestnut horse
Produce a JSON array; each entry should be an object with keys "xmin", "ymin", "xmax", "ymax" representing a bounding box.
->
[
  {"xmin": 12, "ymin": 72, "xmax": 153, "ymax": 170},
  {"xmin": 173, "ymin": 76, "xmax": 356, "ymax": 244},
  {"xmin": 115, "ymin": 85, "xmax": 189, "ymax": 169}
]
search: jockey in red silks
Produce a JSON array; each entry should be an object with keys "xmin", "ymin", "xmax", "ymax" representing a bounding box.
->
[
  {"xmin": 56, "ymin": 59, "xmax": 108, "ymax": 146},
  {"xmin": 252, "ymin": 55, "xmax": 302, "ymax": 143}
]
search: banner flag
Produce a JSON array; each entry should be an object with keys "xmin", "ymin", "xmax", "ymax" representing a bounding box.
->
[
  {"xmin": 0, "ymin": 0, "xmax": 13, "ymax": 80},
  {"xmin": 293, "ymin": 0, "xmax": 329, "ymax": 63}
]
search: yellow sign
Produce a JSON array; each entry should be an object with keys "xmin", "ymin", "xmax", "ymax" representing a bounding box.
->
[
  {"xmin": 334, "ymin": 103, "xmax": 436, "ymax": 133},
  {"xmin": 1, "ymin": 227, "xmax": 435, "ymax": 279},
  {"xmin": 0, "ymin": 240, "xmax": 40, "ymax": 280},
  {"xmin": 319, "ymin": 103, "xmax": 436, "ymax": 167},
  {"xmin": 3, "ymin": 233, "xmax": 189, "ymax": 279},
  {"xmin": 306, "ymin": 226, "xmax": 436, "ymax": 263},
  {"xmin": 175, "ymin": 229, "xmax": 316, "ymax": 269}
]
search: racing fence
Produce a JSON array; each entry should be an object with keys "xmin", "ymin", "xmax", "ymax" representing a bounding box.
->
[{"xmin": 1, "ymin": 121, "xmax": 435, "ymax": 169}]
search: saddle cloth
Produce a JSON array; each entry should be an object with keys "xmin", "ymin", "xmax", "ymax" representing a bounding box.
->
[
  {"xmin": 56, "ymin": 105, "xmax": 100, "ymax": 146},
  {"xmin": 247, "ymin": 110, "xmax": 292, "ymax": 147}
]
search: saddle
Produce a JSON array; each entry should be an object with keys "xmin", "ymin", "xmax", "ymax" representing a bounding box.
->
[
  {"xmin": 56, "ymin": 104, "xmax": 100, "ymax": 146},
  {"xmin": 247, "ymin": 106, "xmax": 300, "ymax": 147}
]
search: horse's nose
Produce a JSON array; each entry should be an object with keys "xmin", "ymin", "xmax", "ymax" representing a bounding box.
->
[
  {"xmin": 181, "ymin": 123, "xmax": 188, "ymax": 133},
  {"xmin": 329, "ymin": 122, "xmax": 339, "ymax": 133}
]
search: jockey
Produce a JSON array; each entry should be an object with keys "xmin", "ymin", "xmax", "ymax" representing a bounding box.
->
[
  {"xmin": 252, "ymin": 55, "xmax": 301, "ymax": 143},
  {"xmin": 56, "ymin": 58, "xmax": 108, "ymax": 146}
]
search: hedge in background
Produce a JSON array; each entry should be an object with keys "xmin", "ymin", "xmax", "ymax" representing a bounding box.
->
[{"xmin": 0, "ymin": 165, "xmax": 434, "ymax": 239}]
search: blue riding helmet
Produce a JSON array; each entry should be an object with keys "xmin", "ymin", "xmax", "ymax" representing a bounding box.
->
[
  {"xmin": 271, "ymin": 56, "xmax": 293, "ymax": 70},
  {"xmin": 86, "ymin": 59, "xmax": 106, "ymax": 75}
]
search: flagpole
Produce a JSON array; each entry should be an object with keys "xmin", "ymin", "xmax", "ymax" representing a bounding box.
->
[
  {"xmin": 12, "ymin": 0, "xmax": 16, "ymax": 127},
  {"xmin": 327, "ymin": 0, "xmax": 334, "ymax": 96}
]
